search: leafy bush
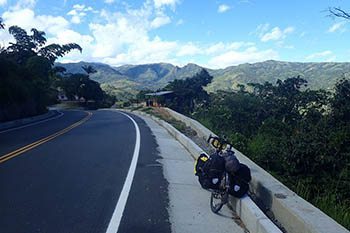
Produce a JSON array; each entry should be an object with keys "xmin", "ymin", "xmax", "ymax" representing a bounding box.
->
[{"xmin": 192, "ymin": 77, "xmax": 349, "ymax": 229}]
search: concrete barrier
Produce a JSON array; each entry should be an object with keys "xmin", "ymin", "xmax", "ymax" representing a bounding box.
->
[
  {"xmin": 163, "ymin": 107, "xmax": 349, "ymax": 233},
  {"xmin": 127, "ymin": 109, "xmax": 282, "ymax": 233},
  {"xmin": 0, "ymin": 110, "xmax": 61, "ymax": 132}
]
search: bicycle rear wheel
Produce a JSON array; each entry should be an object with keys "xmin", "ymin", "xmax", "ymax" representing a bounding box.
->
[{"xmin": 210, "ymin": 191, "xmax": 225, "ymax": 213}]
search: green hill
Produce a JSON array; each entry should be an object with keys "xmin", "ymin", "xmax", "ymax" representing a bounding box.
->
[
  {"xmin": 57, "ymin": 60, "xmax": 350, "ymax": 98},
  {"xmin": 56, "ymin": 61, "xmax": 128, "ymax": 83},
  {"xmin": 113, "ymin": 62, "xmax": 204, "ymax": 88},
  {"xmin": 208, "ymin": 60, "xmax": 350, "ymax": 92}
]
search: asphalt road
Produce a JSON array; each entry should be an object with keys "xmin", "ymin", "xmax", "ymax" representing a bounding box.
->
[{"xmin": 0, "ymin": 110, "xmax": 170, "ymax": 233}]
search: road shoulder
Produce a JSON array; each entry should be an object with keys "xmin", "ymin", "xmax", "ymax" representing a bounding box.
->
[
  {"xmin": 138, "ymin": 114, "xmax": 247, "ymax": 233},
  {"xmin": 0, "ymin": 110, "xmax": 62, "ymax": 132}
]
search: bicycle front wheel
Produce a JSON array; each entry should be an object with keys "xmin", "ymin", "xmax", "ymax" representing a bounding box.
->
[{"xmin": 210, "ymin": 191, "xmax": 225, "ymax": 213}]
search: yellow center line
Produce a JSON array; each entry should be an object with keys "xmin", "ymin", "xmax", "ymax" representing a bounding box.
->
[{"xmin": 0, "ymin": 111, "xmax": 93, "ymax": 164}]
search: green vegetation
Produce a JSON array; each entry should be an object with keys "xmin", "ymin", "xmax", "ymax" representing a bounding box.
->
[
  {"xmin": 101, "ymin": 80, "xmax": 140, "ymax": 101},
  {"xmin": 145, "ymin": 69, "xmax": 349, "ymax": 229},
  {"xmin": 137, "ymin": 107, "xmax": 197, "ymax": 138},
  {"xmin": 56, "ymin": 71, "xmax": 115, "ymax": 109},
  {"xmin": 207, "ymin": 60, "xmax": 350, "ymax": 92},
  {"xmin": 58, "ymin": 60, "xmax": 350, "ymax": 98},
  {"xmin": 0, "ymin": 22, "xmax": 81, "ymax": 122},
  {"xmin": 162, "ymin": 69, "xmax": 213, "ymax": 115},
  {"xmin": 0, "ymin": 22, "xmax": 114, "ymax": 122}
]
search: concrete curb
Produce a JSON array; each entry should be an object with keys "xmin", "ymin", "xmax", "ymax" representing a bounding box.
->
[
  {"xmin": 0, "ymin": 110, "xmax": 61, "ymax": 132},
  {"xmin": 125, "ymin": 109, "xmax": 282, "ymax": 233},
  {"xmin": 163, "ymin": 108, "xmax": 349, "ymax": 233}
]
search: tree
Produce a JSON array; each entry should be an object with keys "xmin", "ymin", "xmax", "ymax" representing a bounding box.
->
[
  {"xmin": 164, "ymin": 69, "xmax": 213, "ymax": 114},
  {"xmin": 58, "ymin": 73, "xmax": 104, "ymax": 103},
  {"xmin": 329, "ymin": 7, "xmax": 350, "ymax": 20},
  {"xmin": 78, "ymin": 76, "xmax": 104, "ymax": 102},
  {"xmin": 248, "ymin": 76, "xmax": 314, "ymax": 125},
  {"xmin": 331, "ymin": 79, "xmax": 350, "ymax": 124},
  {"xmin": 6, "ymin": 26, "xmax": 82, "ymax": 65},
  {"xmin": 0, "ymin": 25, "xmax": 82, "ymax": 121},
  {"xmin": 82, "ymin": 65, "xmax": 97, "ymax": 75},
  {"xmin": 0, "ymin": 17, "xmax": 4, "ymax": 29}
]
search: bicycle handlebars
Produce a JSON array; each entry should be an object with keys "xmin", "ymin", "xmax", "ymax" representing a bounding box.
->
[{"xmin": 207, "ymin": 134, "xmax": 233, "ymax": 152}]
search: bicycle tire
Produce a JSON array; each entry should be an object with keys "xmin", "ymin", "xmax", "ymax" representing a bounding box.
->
[{"xmin": 210, "ymin": 192, "xmax": 224, "ymax": 213}]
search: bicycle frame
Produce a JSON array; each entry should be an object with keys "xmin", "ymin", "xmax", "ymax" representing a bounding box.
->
[
  {"xmin": 207, "ymin": 135, "xmax": 233, "ymax": 214},
  {"xmin": 210, "ymin": 170, "xmax": 229, "ymax": 213}
]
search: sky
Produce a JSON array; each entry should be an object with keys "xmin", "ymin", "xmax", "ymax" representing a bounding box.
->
[{"xmin": 0, "ymin": 0, "xmax": 350, "ymax": 68}]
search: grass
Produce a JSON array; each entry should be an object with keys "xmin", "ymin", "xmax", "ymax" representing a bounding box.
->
[
  {"xmin": 52, "ymin": 101, "xmax": 84, "ymax": 109},
  {"xmin": 293, "ymin": 180, "xmax": 350, "ymax": 230},
  {"xmin": 136, "ymin": 106, "xmax": 197, "ymax": 137},
  {"xmin": 314, "ymin": 194, "xmax": 350, "ymax": 229}
]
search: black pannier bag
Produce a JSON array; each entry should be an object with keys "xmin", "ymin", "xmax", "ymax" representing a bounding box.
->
[
  {"xmin": 195, "ymin": 153, "xmax": 225, "ymax": 190},
  {"xmin": 195, "ymin": 153, "xmax": 208, "ymax": 176},
  {"xmin": 228, "ymin": 163, "xmax": 251, "ymax": 198}
]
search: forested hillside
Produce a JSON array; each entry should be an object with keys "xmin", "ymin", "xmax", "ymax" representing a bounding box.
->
[
  {"xmin": 143, "ymin": 70, "xmax": 350, "ymax": 229},
  {"xmin": 58, "ymin": 60, "xmax": 350, "ymax": 99},
  {"xmin": 208, "ymin": 60, "xmax": 350, "ymax": 92}
]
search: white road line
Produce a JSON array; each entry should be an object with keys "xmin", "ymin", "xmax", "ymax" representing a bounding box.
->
[
  {"xmin": 0, "ymin": 111, "xmax": 64, "ymax": 134},
  {"xmin": 106, "ymin": 111, "xmax": 141, "ymax": 233}
]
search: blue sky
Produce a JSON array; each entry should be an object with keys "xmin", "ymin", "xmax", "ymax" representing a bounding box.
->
[{"xmin": 0, "ymin": 0, "xmax": 349, "ymax": 68}]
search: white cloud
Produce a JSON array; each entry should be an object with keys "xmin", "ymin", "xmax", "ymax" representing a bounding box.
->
[
  {"xmin": 87, "ymin": 2, "xmax": 176, "ymax": 62},
  {"xmin": 1, "ymin": 0, "xmax": 183, "ymax": 66},
  {"xmin": 2, "ymin": 8, "xmax": 69, "ymax": 35},
  {"xmin": 227, "ymin": 41, "xmax": 255, "ymax": 50},
  {"xmin": 206, "ymin": 42, "xmax": 225, "ymax": 54},
  {"xmin": 205, "ymin": 41, "xmax": 254, "ymax": 55},
  {"xmin": 305, "ymin": 51, "xmax": 335, "ymax": 61},
  {"xmin": 47, "ymin": 29, "xmax": 94, "ymax": 62},
  {"xmin": 218, "ymin": 4, "xmax": 230, "ymax": 13},
  {"xmin": 71, "ymin": 15, "xmax": 81, "ymax": 24},
  {"xmin": 284, "ymin": 27, "xmax": 294, "ymax": 34},
  {"xmin": 73, "ymin": 4, "xmax": 85, "ymax": 11},
  {"xmin": 0, "ymin": 7, "xmax": 88, "ymax": 59},
  {"xmin": 276, "ymin": 41, "xmax": 294, "ymax": 49},
  {"xmin": 177, "ymin": 43, "xmax": 201, "ymax": 56},
  {"xmin": 208, "ymin": 47, "xmax": 279, "ymax": 68},
  {"xmin": 153, "ymin": 0, "xmax": 178, "ymax": 9},
  {"xmin": 67, "ymin": 10, "xmax": 77, "ymax": 16},
  {"xmin": 67, "ymin": 4, "xmax": 95, "ymax": 24},
  {"xmin": 253, "ymin": 23, "xmax": 270, "ymax": 37},
  {"xmin": 328, "ymin": 21, "xmax": 347, "ymax": 33},
  {"xmin": 11, "ymin": 0, "xmax": 36, "ymax": 10},
  {"xmin": 176, "ymin": 19, "xmax": 184, "ymax": 26},
  {"xmin": 1, "ymin": 0, "xmax": 278, "ymax": 69},
  {"xmin": 47, "ymin": 29, "xmax": 93, "ymax": 45},
  {"xmin": 102, "ymin": 36, "xmax": 178, "ymax": 66},
  {"xmin": 105, "ymin": 0, "xmax": 115, "ymax": 4},
  {"xmin": 150, "ymin": 14, "xmax": 171, "ymax": 28},
  {"xmin": 0, "ymin": 0, "xmax": 7, "ymax": 6},
  {"xmin": 260, "ymin": 26, "xmax": 294, "ymax": 42},
  {"xmin": 0, "ymin": 29, "xmax": 14, "ymax": 47}
]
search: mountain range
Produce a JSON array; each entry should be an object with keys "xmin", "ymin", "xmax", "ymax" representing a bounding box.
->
[{"xmin": 57, "ymin": 60, "xmax": 350, "ymax": 99}]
